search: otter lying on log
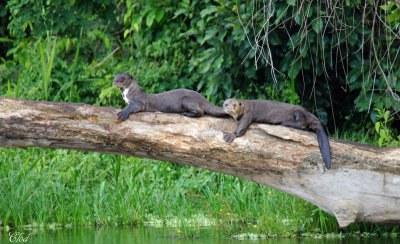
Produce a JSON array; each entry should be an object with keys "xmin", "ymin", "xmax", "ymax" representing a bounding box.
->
[
  {"xmin": 223, "ymin": 98, "xmax": 331, "ymax": 169},
  {"xmin": 113, "ymin": 74, "xmax": 227, "ymax": 120}
]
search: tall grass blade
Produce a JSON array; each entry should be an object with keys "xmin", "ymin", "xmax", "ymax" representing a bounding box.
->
[
  {"xmin": 39, "ymin": 35, "xmax": 57, "ymax": 100},
  {"xmin": 46, "ymin": 36, "xmax": 57, "ymax": 100},
  {"xmin": 7, "ymin": 79, "xmax": 12, "ymax": 97},
  {"xmin": 69, "ymin": 29, "xmax": 82, "ymax": 101},
  {"xmin": 39, "ymin": 41, "xmax": 47, "ymax": 100},
  {"xmin": 15, "ymin": 74, "xmax": 21, "ymax": 98}
]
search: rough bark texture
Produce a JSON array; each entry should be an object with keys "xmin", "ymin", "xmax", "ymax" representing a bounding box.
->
[{"xmin": 0, "ymin": 97, "xmax": 399, "ymax": 227}]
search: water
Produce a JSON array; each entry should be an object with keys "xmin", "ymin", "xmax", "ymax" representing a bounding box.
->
[{"xmin": 0, "ymin": 226, "xmax": 399, "ymax": 244}]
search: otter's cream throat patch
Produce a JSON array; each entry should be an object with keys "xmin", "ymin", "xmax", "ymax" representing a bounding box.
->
[{"xmin": 122, "ymin": 88, "xmax": 131, "ymax": 104}]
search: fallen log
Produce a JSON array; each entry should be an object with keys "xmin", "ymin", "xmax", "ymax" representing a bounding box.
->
[{"xmin": 0, "ymin": 97, "xmax": 399, "ymax": 227}]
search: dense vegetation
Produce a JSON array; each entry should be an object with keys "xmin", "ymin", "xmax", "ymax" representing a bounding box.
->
[{"xmin": 0, "ymin": 0, "xmax": 399, "ymax": 238}]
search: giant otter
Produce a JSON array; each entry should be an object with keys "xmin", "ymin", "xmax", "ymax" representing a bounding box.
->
[
  {"xmin": 113, "ymin": 73, "xmax": 227, "ymax": 120},
  {"xmin": 223, "ymin": 98, "xmax": 331, "ymax": 169}
]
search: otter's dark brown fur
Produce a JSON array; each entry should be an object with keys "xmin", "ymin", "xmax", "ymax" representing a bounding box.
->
[
  {"xmin": 113, "ymin": 73, "xmax": 227, "ymax": 120},
  {"xmin": 223, "ymin": 98, "xmax": 331, "ymax": 169}
]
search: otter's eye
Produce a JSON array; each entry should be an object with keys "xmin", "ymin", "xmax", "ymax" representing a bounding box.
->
[{"xmin": 239, "ymin": 103, "xmax": 242, "ymax": 106}]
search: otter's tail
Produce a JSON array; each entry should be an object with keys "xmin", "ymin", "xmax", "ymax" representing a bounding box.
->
[
  {"xmin": 315, "ymin": 126, "xmax": 331, "ymax": 169},
  {"xmin": 203, "ymin": 101, "xmax": 228, "ymax": 117}
]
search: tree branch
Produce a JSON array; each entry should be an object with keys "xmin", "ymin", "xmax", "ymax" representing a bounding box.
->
[{"xmin": 0, "ymin": 97, "xmax": 399, "ymax": 227}]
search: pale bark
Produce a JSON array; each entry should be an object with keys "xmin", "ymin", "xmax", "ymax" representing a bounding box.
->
[{"xmin": 0, "ymin": 97, "xmax": 399, "ymax": 227}]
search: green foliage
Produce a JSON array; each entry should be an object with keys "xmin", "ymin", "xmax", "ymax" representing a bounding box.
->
[
  {"xmin": 381, "ymin": 2, "xmax": 400, "ymax": 30},
  {"xmin": 374, "ymin": 109, "xmax": 400, "ymax": 147},
  {"xmin": 117, "ymin": 0, "xmax": 400, "ymax": 126},
  {"xmin": 1, "ymin": 30, "xmax": 121, "ymax": 105},
  {"xmin": 38, "ymin": 35, "xmax": 57, "ymax": 100},
  {"xmin": 6, "ymin": 0, "xmax": 117, "ymax": 38},
  {"xmin": 1, "ymin": 148, "xmax": 398, "ymax": 237},
  {"xmin": 2, "ymin": 0, "xmax": 400, "ymax": 126}
]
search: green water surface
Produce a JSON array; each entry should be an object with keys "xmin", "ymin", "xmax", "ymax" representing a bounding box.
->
[{"xmin": 1, "ymin": 227, "xmax": 399, "ymax": 244}]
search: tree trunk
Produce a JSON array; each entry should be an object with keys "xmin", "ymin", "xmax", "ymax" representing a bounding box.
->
[{"xmin": 0, "ymin": 97, "xmax": 399, "ymax": 227}]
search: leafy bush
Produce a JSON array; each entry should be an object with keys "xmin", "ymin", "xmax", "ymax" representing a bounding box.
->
[
  {"xmin": 375, "ymin": 109, "xmax": 400, "ymax": 146},
  {"xmin": 6, "ymin": 0, "xmax": 118, "ymax": 38},
  {"xmin": 1, "ymin": 0, "xmax": 399, "ymax": 133},
  {"xmin": 119, "ymin": 0, "xmax": 400, "ymax": 129}
]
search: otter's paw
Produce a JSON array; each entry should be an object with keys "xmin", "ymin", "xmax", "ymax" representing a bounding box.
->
[
  {"xmin": 223, "ymin": 132, "xmax": 235, "ymax": 143},
  {"xmin": 117, "ymin": 110, "xmax": 130, "ymax": 121}
]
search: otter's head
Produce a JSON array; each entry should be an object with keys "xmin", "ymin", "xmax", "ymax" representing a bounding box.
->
[
  {"xmin": 113, "ymin": 73, "xmax": 135, "ymax": 90},
  {"xmin": 223, "ymin": 98, "xmax": 245, "ymax": 121}
]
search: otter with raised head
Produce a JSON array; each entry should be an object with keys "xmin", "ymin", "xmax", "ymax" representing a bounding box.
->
[
  {"xmin": 113, "ymin": 73, "xmax": 227, "ymax": 120},
  {"xmin": 223, "ymin": 98, "xmax": 331, "ymax": 169}
]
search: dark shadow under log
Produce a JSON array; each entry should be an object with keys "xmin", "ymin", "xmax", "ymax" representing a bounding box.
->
[{"xmin": 0, "ymin": 97, "xmax": 399, "ymax": 227}]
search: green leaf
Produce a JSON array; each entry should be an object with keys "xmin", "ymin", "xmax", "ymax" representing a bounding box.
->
[
  {"xmin": 348, "ymin": 69, "xmax": 361, "ymax": 84},
  {"xmin": 288, "ymin": 60, "xmax": 302, "ymax": 80},
  {"xmin": 131, "ymin": 15, "xmax": 141, "ymax": 32},
  {"xmin": 201, "ymin": 28, "xmax": 218, "ymax": 45},
  {"xmin": 287, "ymin": 0, "xmax": 296, "ymax": 6},
  {"xmin": 387, "ymin": 10, "xmax": 399, "ymax": 23},
  {"xmin": 300, "ymin": 42, "xmax": 308, "ymax": 57},
  {"xmin": 311, "ymin": 18, "xmax": 323, "ymax": 33},
  {"xmin": 356, "ymin": 92, "xmax": 376, "ymax": 112},
  {"xmin": 155, "ymin": 9, "xmax": 164, "ymax": 22},
  {"xmin": 196, "ymin": 79, "xmax": 205, "ymax": 91},
  {"xmin": 173, "ymin": 8, "xmax": 187, "ymax": 19},
  {"xmin": 384, "ymin": 110, "xmax": 390, "ymax": 121},
  {"xmin": 275, "ymin": 3, "xmax": 287, "ymax": 25},
  {"xmin": 380, "ymin": 2, "xmax": 395, "ymax": 11},
  {"xmin": 279, "ymin": 54, "xmax": 293, "ymax": 72},
  {"xmin": 370, "ymin": 109, "xmax": 379, "ymax": 123},
  {"xmin": 348, "ymin": 31, "xmax": 358, "ymax": 46},
  {"xmin": 103, "ymin": 36, "xmax": 111, "ymax": 50},
  {"xmin": 146, "ymin": 10, "xmax": 156, "ymax": 27},
  {"xmin": 307, "ymin": 5, "xmax": 314, "ymax": 17},
  {"xmin": 218, "ymin": 29, "xmax": 227, "ymax": 42},
  {"xmin": 294, "ymin": 13, "xmax": 302, "ymax": 25},
  {"xmin": 200, "ymin": 5, "xmax": 218, "ymax": 18},
  {"xmin": 269, "ymin": 32, "xmax": 282, "ymax": 46},
  {"xmin": 288, "ymin": 33, "xmax": 300, "ymax": 49},
  {"xmin": 196, "ymin": 48, "xmax": 215, "ymax": 62},
  {"xmin": 375, "ymin": 122, "xmax": 380, "ymax": 133},
  {"xmin": 199, "ymin": 60, "xmax": 212, "ymax": 73},
  {"xmin": 214, "ymin": 55, "xmax": 224, "ymax": 70},
  {"xmin": 123, "ymin": 29, "xmax": 130, "ymax": 38},
  {"xmin": 197, "ymin": 19, "xmax": 205, "ymax": 32},
  {"xmin": 0, "ymin": 37, "xmax": 13, "ymax": 42},
  {"xmin": 181, "ymin": 28, "xmax": 199, "ymax": 37}
]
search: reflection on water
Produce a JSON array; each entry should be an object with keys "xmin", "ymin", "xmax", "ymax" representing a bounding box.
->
[{"xmin": 0, "ymin": 226, "xmax": 399, "ymax": 244}]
